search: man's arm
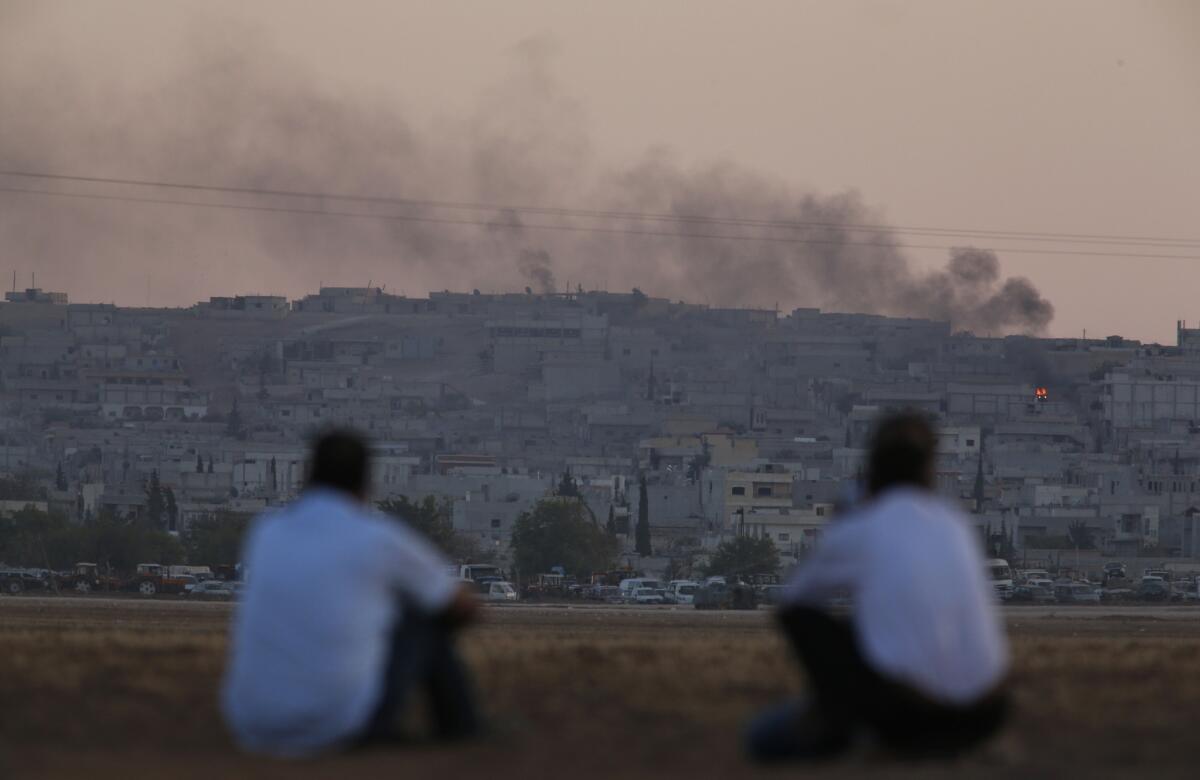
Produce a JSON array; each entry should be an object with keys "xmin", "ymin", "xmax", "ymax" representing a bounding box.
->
[
  {"xmin": 781, "ymin": 521, "xmax": 865, "ymax": 607},
  {"xmin": 379, "ymin": 518, "xmax": 481, "ymax": 627}
]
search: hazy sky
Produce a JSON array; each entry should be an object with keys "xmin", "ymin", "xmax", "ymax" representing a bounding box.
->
[{"xmin": 1, "ymin": 1, "xmax": 1196, "ymax": 342}]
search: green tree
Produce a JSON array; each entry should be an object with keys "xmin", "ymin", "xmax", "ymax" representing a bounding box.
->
[
  {"xmin": 983, "ymin": 520, "xmax": 1017, "ymax": 560},
  {"xmin": 511, "ymin": 498, "xmax": 616, "ymax": 580},
  {"xmin": 185, "ymin": 511, "xmax": 252, "ymax": 565},
  {"xmin": 635, "ymin": 476, "xmax": 652, "ymax": 555},
  {"xmin": 605, "ymin": 504, "xmax": 617, "ymax": 538},
  {"xmin": 1066, "ymin": 518, "xmax": 1095, "ymax": 550},
  {"xmin": 144, "ymin": 471, "xmax": 165, "ymax": 530},
  {"xmin": 377, "ymin": 495, "xmax": 491, "ymax": 563},
  {"xmin": 163, "ymin": 487, "xmax": 179, "ymax": 532},
  {"xmin": 379, "ymin": 495, "xmax": 455, "ymax": 550},
  {"xmin": 0, "ymin": 474, "xmax": 45, "ymax": 501},
  {"xmin": 556, "ymin": 470, "xmax": 580, "ymax": 498},
  {"xmin": 703, "ymin": 536, "xmax": 780, "ymax": 579},
  {"xmin": 226, "ymin": 399, "xmax": 244, "ymax": 440}
]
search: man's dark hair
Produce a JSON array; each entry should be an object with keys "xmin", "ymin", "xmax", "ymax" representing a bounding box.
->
[
  {"xmin": 865, "ymin": 412, "xmax": 938, "ymax": 497},
  {"xmin": 307, "ymin": 429, "xmax": 371, "ymax": 497}
]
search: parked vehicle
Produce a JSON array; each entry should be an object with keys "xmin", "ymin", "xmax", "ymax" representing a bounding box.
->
[
  {"xmin": 632, "ymin": 587, "xmax": 666, "ymax": 605},
  {"xmin": 664, "ymin": 580, "xmax": 699, "ymax": 605},
  {"xmin": 1054, "ymin": 583, "xmax": 1101, "ymax": 604},
  {"xmin": 1010, "ymin": 584, "xmax": 1056, "ymax": 603},
  {"xmin": 694, "ymin": 581, "xmax": 757, "ymax": 610},
  {"xmin": 1138, "ymin": 578, "xmax": 1177, "ymax": 602},
  {"xmin": 189, "ymin": 580, "xmax": 234, "ymax": 599},
  {"xmin": 59, "ymin": 562, "xmax": 121, "ymax": 593},
  {"xmin": 459, "ymin": 564, "xmax": 504, "ymax": 583},
  {"xmin": 618, "ymin": 578, "xmax": 662, "ymax": 600},
  {"xmin": 481, "ymin": 581, "xmax": 518, "ymax": 602},
  {"xmin": 1103, "ymin": 562, "xmax": 1127, "ymax": 581},
  {"xmin": 592, "ymin": 585, "xmax": 623, "ymax": 604},
  {"xmin": 0, "ymin": 568, "xmax": 48, "ymax": 594},
  {"xmin": 757, "ymin": 584, "xmax": 786, "ymax": 605},
  {"xmin": 986, "ymin": 559, "xmax": 1014, "ymax": 600},
  {"xmin": 127, "ymin": 563, "xmax": 195, "ymax": 596}
]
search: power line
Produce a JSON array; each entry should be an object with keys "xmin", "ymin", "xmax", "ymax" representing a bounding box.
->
[
  {"xmin": 2, "ymin": 184, "xmax": 1200, "ymax": 262},
  {"xmin": 1, "ymin": 168, "xmax": 1198, "ymax": 249}
]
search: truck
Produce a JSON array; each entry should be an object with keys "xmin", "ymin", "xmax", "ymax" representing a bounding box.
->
[
  {"xmin": 125, "ymin": 563, "xmax": 197, "ymax": 596},
  {"xmin": 458, "ymin": 564, "xmax": 504, "ymax": 583},
  {"xmin": 986, "ymin": 559, "xmax": 1014, "ymax": 600}
]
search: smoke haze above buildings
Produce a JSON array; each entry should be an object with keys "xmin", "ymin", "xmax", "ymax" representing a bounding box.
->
[{"xmin": 0, "ymin": 10, "xmax": 1081, "ymax": 335}]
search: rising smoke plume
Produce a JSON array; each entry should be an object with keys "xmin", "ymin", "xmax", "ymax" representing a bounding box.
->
[{"xmin": 0, "ymin": 16, "xmax": 1053, "ymax": 334}]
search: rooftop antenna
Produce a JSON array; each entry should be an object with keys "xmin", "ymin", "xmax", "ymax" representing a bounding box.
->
[{"xmin": 11, "ymin": 270, "xmax": 15, "ymax": 293}]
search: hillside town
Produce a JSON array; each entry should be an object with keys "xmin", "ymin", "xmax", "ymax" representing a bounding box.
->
[{"xmin": 3, "ymin": 283, "xmax": 1200, "ymax": 583}]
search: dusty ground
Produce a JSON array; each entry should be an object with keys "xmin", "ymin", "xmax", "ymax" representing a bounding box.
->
[{"xmin": 3, "ymin": 598, "xmax": 1200, "ymax": 779}]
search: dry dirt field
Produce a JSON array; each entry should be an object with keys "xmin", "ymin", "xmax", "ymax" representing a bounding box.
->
[{"xmin": 3, "ymin": 598, "xmax": 1200, "ymax": 779}]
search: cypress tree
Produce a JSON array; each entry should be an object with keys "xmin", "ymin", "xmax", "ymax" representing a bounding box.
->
[{"xmin": 635, "ymin": 475, "xmax": 652, "ymax": 555}]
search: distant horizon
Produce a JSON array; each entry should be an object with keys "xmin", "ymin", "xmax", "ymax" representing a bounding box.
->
[{"xmin": 3, "ymin": 281, "xmax": 1180, "ymax": 346}]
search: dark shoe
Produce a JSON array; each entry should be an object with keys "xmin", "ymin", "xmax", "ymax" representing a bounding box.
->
[{"xmin": 745, "ymin": 699, "xmax": 855, "ymax": 763}]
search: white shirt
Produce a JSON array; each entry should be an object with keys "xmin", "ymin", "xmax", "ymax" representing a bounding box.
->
[
  {"xmin": 783, "ymin": 487, "xmax": 1008, "ymax": 705},
  {"xmin": 221, "ymin": 489, "xmax": 459, "ymax": 757}
]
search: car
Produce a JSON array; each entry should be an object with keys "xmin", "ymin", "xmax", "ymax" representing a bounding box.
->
[
  {"xmin": 1137, "ymin": 579, "xmax": 1176, "ymax": 602},
  {"xmin": 618, "ymin": 578, "xmax": 662, "ymax": 601},
  {"xmin": 481, "ymin": 581, "xmax": 518, "ymax": 602},
  {"xmin": 0, "ymin": 568, "xmax": 48, "ymax": 594},
  {"xmin": 632, "ymin": 587, "xmax": 666, "ymax": 605},
  {"xmin": 1103, "ymin": 562, "xmax": 1128, "ymax": 580},
  {"xmin": 189, "ymin": 580, "xmax": 234, "ymax": 599},
  {"xmin": 757, "ymin": 584, "xmax": 786, "ymax": 605},
  {"xmin": 694, "ymin": 581, "xmax": 758, "ymax": 610},
  {"xmin": 592, "ymin": 585, "xmax": 623, "ymax": 604},
  {"xmin": 665, "ymin": 580, "xmax": 699, "ymax": 605},
  {"xmin": 1054, "ymin": 583, "xmax": 1101, "ymax": 604},
  {"xmin": 1010, "ymin": 584, "xmax": 1056, "ymax": 604}
]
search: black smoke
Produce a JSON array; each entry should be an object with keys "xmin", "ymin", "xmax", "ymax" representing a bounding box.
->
[{"xmin": 0, "ymin": 18, "xmax": 1053, "ymax": 334}]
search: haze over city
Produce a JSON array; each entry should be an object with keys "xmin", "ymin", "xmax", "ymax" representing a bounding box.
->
[{"xmin": 2, "ymin": 0, "xmax": 1197, "ymax": 341}]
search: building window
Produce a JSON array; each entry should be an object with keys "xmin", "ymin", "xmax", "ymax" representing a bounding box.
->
[
  {"xmin": 966, "ymin": 439, "xmax": 976, "ymax": 447},
  {"xmin": 490, "ymin": 518, "xmax": 502, "ymax": 529},
  {"xmin": 731, "ymin": 486, "xmax": 746, "ymax": 496},
  {"xmin": 756, "ymin": 486, "xmax": 773, "ymax": 497},
  {"xmin": 778, "ymin": 533, "xmax": 790, "ymax": 542},
  {"xmin": 816, "ymin": 506, "xmax": 826, "ymax": 516}
]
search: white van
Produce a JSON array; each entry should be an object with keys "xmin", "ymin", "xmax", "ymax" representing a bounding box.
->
[
  {"xmin": 481, "ymin": 581, "xmax": 518, "ymax": 602},
  {"xmin": 986, "ymin": 559, "xmax": 1013, "ymax": 600},
  {"xmin": 618, "ymin": 578, "xmax": 662, "ymax": 601},
  {"xmin": 666, "ymin": 580, "xmax": 699, "ymax": 605}
]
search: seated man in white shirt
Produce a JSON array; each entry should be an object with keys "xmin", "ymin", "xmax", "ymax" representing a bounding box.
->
[
  {"xmin": 746, "ymin": 413, "xmax": 1009, "ymax": 761},
  {"xmin": 222, "ymin": 430, "xmax": 481, "ymax": 757}
]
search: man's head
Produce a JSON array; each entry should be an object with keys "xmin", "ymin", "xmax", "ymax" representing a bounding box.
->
[
  {"xmin": 865, "ymin": 412, "xmax": 938, "ymax": 498},
  {"xmin": 307, "ymin": 429, "xmax": 371, "ymax": 500}
]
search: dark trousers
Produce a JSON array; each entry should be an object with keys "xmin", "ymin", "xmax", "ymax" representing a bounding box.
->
[
  {"xmin": 746, "ymin": 607, "xmax": 1008, "ymax": 761},
  {"xmin": 359, "ymin": 609, "xmax": 480, "ymax": 745}
]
